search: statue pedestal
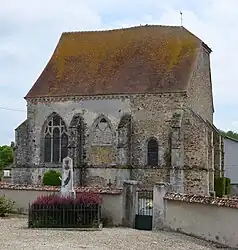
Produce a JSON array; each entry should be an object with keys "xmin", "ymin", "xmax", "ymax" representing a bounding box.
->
[{"xmin": 60, "ymin": 187, "xmax": 76, "ymax": 199}]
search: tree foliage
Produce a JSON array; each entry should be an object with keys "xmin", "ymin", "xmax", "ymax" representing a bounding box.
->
[
  {"xmin": 0, "ymin": 145, "xmax": 13, "ymax": 171},
  {"xmin": 219, "ymin": 130, "xmax": 238, "ymax": 140}
]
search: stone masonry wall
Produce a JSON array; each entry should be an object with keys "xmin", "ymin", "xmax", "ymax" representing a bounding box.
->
[
  {"xmin": 14, "ymin": 89, "xmax": 214, "ymax": 193},
  {"xmin": 207, "ymin": 128, "xmax": 215, "ymax": 193},
  {"xmin": 129, "ymin": 93, "xmax": 185, "ymax": 187},
  {"xmin": 15, "ymin": 120, "xmax": 29, "ymax": 166},
  {"xmin": 182, "ymin": 109, "xmax": 210, "ymax": 195},
  {"xmin": 14, "ymin": 93, "xmax": 185, "ymax": 187},
  {"xmin": 213, "ymin": 131, "xmax": 223, "ymax": 178},
  {"xmin": 186, "ymin": 46, "xmax": 214, "ymax": 123},
  {"xmin": 129, "ymin": 93, "xmax": 185, "ymax": 167}
]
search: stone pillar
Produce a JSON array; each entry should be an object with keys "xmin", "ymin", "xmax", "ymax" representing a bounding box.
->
[
  {"xmin": 213, "ymin": 132, "xmax": 223, "ymax": 178},
  {"xmin": 152, "ymin": 182, "xmax": 169, "ymax": 230},
  {"xmin": 123, "ymin": 180, "xmax": 138, "ymax": 228},
  {"xmin": 208, "ymin": 130, "xmax": 215, "ymax": 193}
]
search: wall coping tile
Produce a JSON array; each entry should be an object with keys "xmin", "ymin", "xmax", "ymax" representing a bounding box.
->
[
  {"xmin": 0, "ymin": 182, "xmax": 122, "ymax": 195},
  {"xmin": 164, "ymin": 192, "xmax": 238, "ymax": 209}
]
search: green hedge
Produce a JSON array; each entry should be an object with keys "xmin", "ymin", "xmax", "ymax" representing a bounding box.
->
[
  {"xmin": 214, "ymin": 177, "xmax": 232, "ymax": 197},
  {"xmin": 224, "ymin": 177, "xmax": 231, "ymax": 196},
  {"xmin": 214, "ymin": 177, "xmax": 225, "ymax": 197},
  {"xmin": 43, "ymin": 170, "xmax": 61, "ymax": 186}
]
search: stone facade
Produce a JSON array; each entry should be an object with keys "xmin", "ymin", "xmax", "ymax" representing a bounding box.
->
[
  {"xmin": 13, "ymin": 92, "xmax": 223, "ymax": 195},
  {"xmin": 12, "ymin": 27, "xmax": 223, "ymax": 196}
]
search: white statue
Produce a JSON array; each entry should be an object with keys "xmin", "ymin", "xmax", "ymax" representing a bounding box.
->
[{"xmin": 59, "ymin": 156, "xmax": 76, "ymax": 198}]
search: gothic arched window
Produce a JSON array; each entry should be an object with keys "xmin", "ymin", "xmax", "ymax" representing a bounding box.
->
[
  {"xmin": 147, "ymin": 138, "xmax": 158, "ymax": 166},
  {"xmin": 44, "ymin": 114, "xmax": 68, "ymax": 163}
]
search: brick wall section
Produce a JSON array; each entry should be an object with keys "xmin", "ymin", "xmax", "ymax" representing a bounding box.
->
[{"xmin": 186, "ymin": 46, "xmax": 214, "ymax": 123}]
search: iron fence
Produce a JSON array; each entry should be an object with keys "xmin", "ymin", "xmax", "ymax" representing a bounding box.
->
[{"xmin": 28, "ymin": 203, "xmax": 101, "ymax": 228}]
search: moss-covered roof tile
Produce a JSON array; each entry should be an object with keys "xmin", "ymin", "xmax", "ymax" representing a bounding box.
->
[{"xmin": 25, "ymin": 25, "xmax": 206, "ymax": 98}]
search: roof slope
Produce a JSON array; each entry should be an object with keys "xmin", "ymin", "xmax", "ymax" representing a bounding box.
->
[{"xmin": 25, "ymin": 25, "xmax": 204, "ymax": 98}]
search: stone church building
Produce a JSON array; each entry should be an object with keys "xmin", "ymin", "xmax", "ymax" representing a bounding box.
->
[{"xmin": 12, "ymin": 25, "xmax": 223, "ymax": 195}]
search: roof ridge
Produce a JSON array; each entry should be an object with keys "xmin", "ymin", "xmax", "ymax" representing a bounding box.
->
[{"xmin": 62, "ymin": 24, "xmax": 182, "ymax": 35}]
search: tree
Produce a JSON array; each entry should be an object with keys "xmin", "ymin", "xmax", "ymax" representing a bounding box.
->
[
  {"xmin": 220, "ymin": 130, "xmax": 238, "ymax": 140},
  {"xmin": 0, "ymin": 145, "xmax": 13, "ymax": 171}
]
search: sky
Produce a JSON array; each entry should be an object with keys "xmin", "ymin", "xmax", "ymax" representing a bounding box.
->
[{"xmin": 0, "ymin": 0, "xmax": 238, "ymax": 145}]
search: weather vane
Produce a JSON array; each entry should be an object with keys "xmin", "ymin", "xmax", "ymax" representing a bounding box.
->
[{"xmin": 180, "ymin": 11, "xmax": 183, "ymax": 27}]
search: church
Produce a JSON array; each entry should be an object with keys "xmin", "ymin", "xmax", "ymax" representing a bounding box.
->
[{"xmin": 12, "ymin": 25, "xmax": 224, "ymax": 195}]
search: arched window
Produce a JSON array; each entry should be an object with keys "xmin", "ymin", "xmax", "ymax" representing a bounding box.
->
[
  {"xmin": 44, "ymin": 114, "xmax": 68, "ymax": 163},
  {"xmin": 92, "ymin": 116, "xmax": 113, "ymax": 145},
  {"xmin": 147, "ymin": 138, "xmax": 158, "ymax": 166}
]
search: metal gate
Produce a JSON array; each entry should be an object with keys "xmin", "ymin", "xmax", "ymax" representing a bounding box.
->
[{"xmin": 135, "ymin": 190, "xmax": 153, "ymax": 230}]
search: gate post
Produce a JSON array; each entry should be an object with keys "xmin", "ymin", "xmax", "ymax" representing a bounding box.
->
[
  {"xmin": 123, "ymin": 180, "xmax": 138, "ymax": 228},
  {"xmin": 152, "ymin": 182, "xmax": 169, "ymax": 230}
]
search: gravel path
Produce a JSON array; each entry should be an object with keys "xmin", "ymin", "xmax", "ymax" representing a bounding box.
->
[{"xmin": 0, "ymin": 218, "xmax": 229, "ymax": 250}]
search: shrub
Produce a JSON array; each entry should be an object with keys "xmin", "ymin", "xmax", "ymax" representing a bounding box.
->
[
  {"xmin": 214, "ymin": 177, "xmax": 226, "ymax": 197},
  {"xmin": 0, "ymin": 196, "xmax": 14, "ymax": 217},
  {"xmin": 224, "ymin": 177, "xmax": 231, "ymax": 196},
  {"xmin": 29, "ymin": 193, "xmax": 102, "ymax": 228},
  {"xmin": 43, "ymin": 170, "xmax": 61, "ymax": 186},
  {"xmin": 32, "ymin": 193, "xmax": 102, "ymax": 206}
]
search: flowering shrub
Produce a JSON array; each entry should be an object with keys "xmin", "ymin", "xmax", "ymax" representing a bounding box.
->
[
  {"xmin": 29, "ymin": 193, "xmax": 102, "ymax": 228},
  {"xmin": 76, "ymin": 192, "xmax": 102, "ymax": 205},
  {"xmin": 32, "ymin": 192, "xmax": 102, "ymax": 206}
]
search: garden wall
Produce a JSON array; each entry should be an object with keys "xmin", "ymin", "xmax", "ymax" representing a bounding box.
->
[
  {"xmin": 0, "ymin": 183, "xmax": 124, "ymax": 226},
  {"xmin": 153, "ymin": 183, "xmax": 238, "ymax": 248}
]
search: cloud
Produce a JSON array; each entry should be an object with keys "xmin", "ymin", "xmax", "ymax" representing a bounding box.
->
[{"xmin": 1, "ymin": 0, "xmax": 238, "ymax": 144}]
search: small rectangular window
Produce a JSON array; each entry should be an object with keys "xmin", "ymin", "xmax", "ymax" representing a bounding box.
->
[{"xmin": 3, "ymin": 170, "xmax": 11, "ymax": 177}]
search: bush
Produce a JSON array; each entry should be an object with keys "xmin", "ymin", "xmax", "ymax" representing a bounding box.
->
[
  {"xmin": 0, "ymin": 196, "xmax": 15, "ymax": 217},
  {"xmin": 225, "ymin": 177, "xmax": 231, "ymax": 196},
  {"xmin": 214, "ymin": 177, "xmax": 226, "ymax": 197},
  {"xmin": 29, "ymin": 193, "xmax": 102, "ymax": 228},
  {"xmin": 33, "ymin": 193, "xmax": 102, "ymax": 206},
  {"xmin": 43, "ymin": 170, "xmax": 61, "ymax": 186}
]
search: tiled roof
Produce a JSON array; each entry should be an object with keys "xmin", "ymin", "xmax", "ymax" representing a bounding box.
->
[
  {"xmin": 25, "ymin": 25, "xmax": 205, "ymax": 98},
  {"xmin": 0, "ymin": 182, "xmax": 122, "ymax": 194},
  {"xmin": 165, "ymin": 193, "xmax": 238, "ymax": 209}
]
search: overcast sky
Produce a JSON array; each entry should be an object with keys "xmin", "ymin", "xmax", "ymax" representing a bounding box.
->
[{"xmin": 0, "ymin": 0, "xmax": 238, "ymax": 145}]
